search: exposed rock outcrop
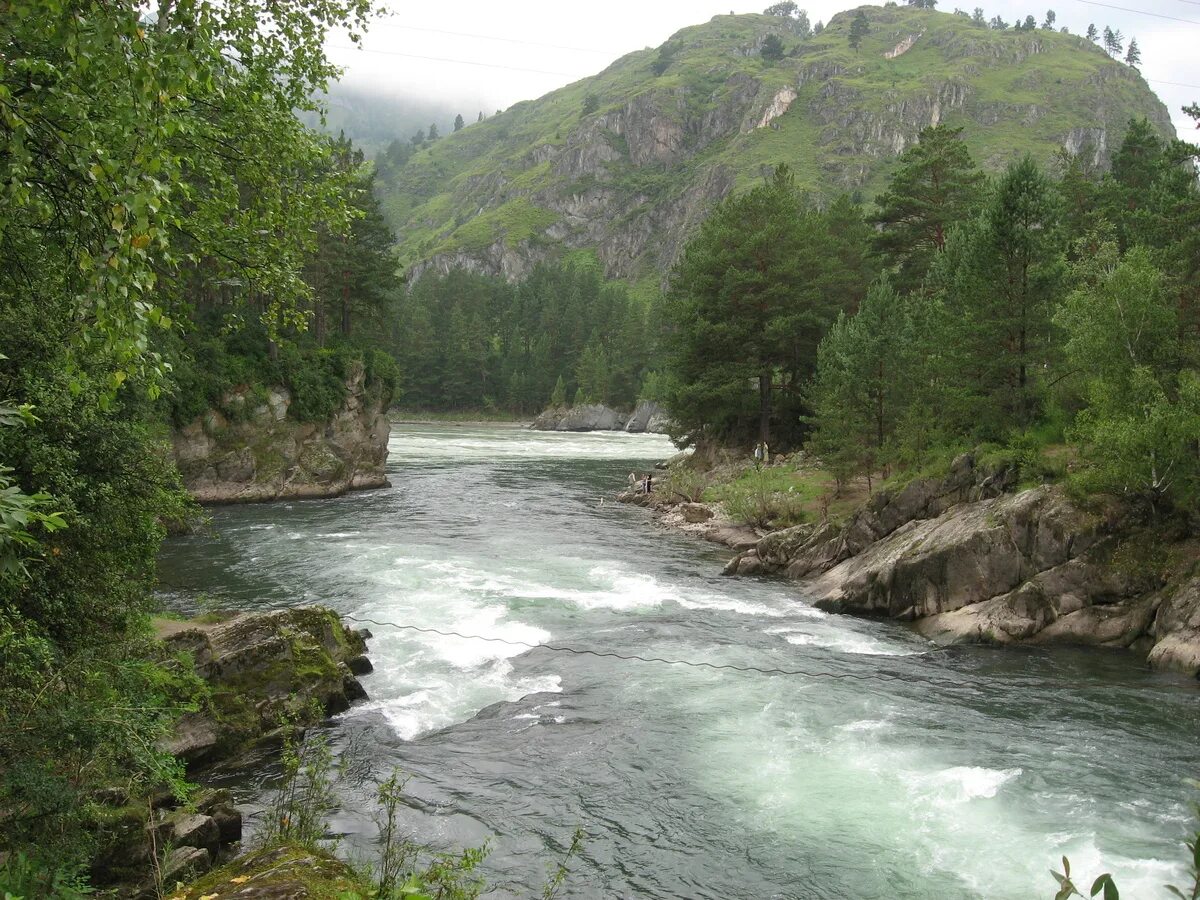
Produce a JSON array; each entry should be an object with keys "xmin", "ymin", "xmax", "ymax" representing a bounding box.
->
[
  {"xmin": 624, "ymin": 400, "xmax": 674, "ymax": 434},
  {"xmin": 90, "ymin": 788, "xmax": 243, "ymax": 893},
  {"xmin": 389, "ymin": 7, "xmax": 1174, "ymax": 285},
  {"xmin": 1147, "ymin": 572, "xmax": 1200, "ymax": 675},
  {"xmin": 530, "ymin": 401, "xmax": 674, "ymax": 433},
  {"xmin": 159, "ymin": 607, "xmax": 371, "ymax": 771},
  {"xmin": 173, "ymin": 844, "xmax": 368, "ymax": 900},
  {"xmin": 720, "ymin": 458, "xmax": 1199, "ymax": 674},
  {"xmin": 172, "ymin": 362, "xmax": 390, "ymax": 504}
]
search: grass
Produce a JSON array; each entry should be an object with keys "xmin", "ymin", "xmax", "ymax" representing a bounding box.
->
[
  {"xmin": 378, "ymin": 4, "xmax": 1169, "ymax": 281},
  {"xmin": 702, "ymin": 457, "xmax": 870, "ymax": 527}
]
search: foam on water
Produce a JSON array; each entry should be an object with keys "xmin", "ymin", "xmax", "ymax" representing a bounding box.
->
[{"xmin": 156, "ymin": 424, "xmax": 1199, "ymax": 899}]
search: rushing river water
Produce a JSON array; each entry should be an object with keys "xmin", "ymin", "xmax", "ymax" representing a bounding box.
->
[{"xmin": 157, "ymin": 424, "xmax": 1200, "ymax": 899}]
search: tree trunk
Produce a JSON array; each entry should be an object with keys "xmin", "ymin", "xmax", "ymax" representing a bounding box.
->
[
  {"xmin": 340, "ymin": 268, "xmax": 352, "ymax": 337},
  {"xmin": 758, "ymin": 372, "xmax": 772, "ymax": 445}
]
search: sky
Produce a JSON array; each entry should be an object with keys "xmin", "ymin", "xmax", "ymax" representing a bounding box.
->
[{"xmin": 323, "ymin": 0, "xmax": 1200, "ymax": 136}]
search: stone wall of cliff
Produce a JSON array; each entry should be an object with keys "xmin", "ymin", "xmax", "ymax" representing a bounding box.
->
[
  {"xmin": 721, "ymin": 455, "xmax": 1200, "ymax": 677},
  {"xmin": 389, "ymin": 7, "xmax": 1175, "ymax": 286},
  {"xmin": 171, "ymin": 362, "xmax": 390, "ymax": 504}
]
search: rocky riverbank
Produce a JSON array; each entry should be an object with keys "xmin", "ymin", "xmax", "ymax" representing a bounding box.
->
[
  {"xmin": 531, "ymin": 400, "xmax": 672, "ymax": 433},
  {"xmin": 172, "ymin": 362, "xmax": 390, "ymax": 503},
  {"xmin": 159, "ymin": 607, "xmax": 372, "ymax": 772},
  {"xmin": 622, "ymin": 453, "xmax": 1200, "ymax": 677},
  {"xmin": 88, "ymin": 607, "xmax": 372, "ymax": 894}
]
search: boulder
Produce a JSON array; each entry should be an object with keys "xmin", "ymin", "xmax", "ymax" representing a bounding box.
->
[
  {"xmin": 1147, "ymin": 573, "xmax": 1200, "ymax": 676},
  {"xmin": 555, "ymin": 403, "xmax": 625, "ymax": 432},
  {"xmin": 165, "ymin": 812, "xmax": 220, "ymax": 854},
  {"xmin": 764, "ymin": 453, "xmax": 1019, "ymax": 580},
  {"xmin": 172, "ymin": 844, "xmax": 367, "ymax": 900},
  {"xmin": 159, "ymin": 607, "xmax": 370, "ymax": 771},
  {"xmin": 197, "ymin": 789, "xmax": 242, "ymax": 846},
  {"xmin": 530, "ymin": 405, "xmax": 568, "ymax": 430},
  {"xmin": 679, "ymin": 502, "xmax": 714, "ymax": 523},
  {"xmin": 810, "ymin": 487, "xmax": 1105, "ymax": 620},
  {"xmin": 160, "ymin": 846, "xmax": 212, "ymax": 886},
  {"xmin": 624, "ymin": 400, "xmax": 673, "ymax": 434}
]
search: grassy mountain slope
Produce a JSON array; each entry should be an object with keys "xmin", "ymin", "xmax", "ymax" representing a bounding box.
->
[{"xmin": 378, "ymin": 5, "xmax": 1174, "ymax": 285}]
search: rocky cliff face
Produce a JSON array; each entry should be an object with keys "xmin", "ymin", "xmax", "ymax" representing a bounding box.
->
[
  {"xmin": 160, "ymin": 607, "xmax": 372, "ymax": 772},
  {"xmin": 530, "ymin": 400, "xmax": 672, "ymax": 433},
  {"xmin": 172, "ymin": 363, "xmax": 390, "ymax": 503},
  {"xmin": 724, "ymin": 456, "xmax": 1200, "ymax": 676},
  {"xmin": 385, "ymin": 6, "xmax": 1174, "ymax": 284}
]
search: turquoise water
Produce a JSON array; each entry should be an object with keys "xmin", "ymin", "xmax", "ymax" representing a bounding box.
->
[{"xmin": 157, "ymin": 424, "xmax": 1200, "ymax": 899}]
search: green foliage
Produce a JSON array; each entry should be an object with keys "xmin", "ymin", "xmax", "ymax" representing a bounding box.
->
[
  {"xmin": 259, "ymin": 726, "xmax": 339, "ymax": 850},
  {"xmin": 807, "ymin": 276, "xmax": 910, "ymax": 486},
  {"xmin": 761, "ymin": 34, "xmax": 786, "ymax": 61},
  {"xmin": 849, "ymin": 10, "xmax": 870, "ymax": 50},
  {"xmin": 549, "ymin": 376, "xmax": 568, "ymax": 408},
  {"xmin": 801, "ymin": 118, "xmax": 1198, "ymax": 518},
  {"xmin": 397, "ymin": 261, "xmax": 653, "ymax": 413},
  {"xmin": 662, "ymin": 466, "xmax": 711, "ymax": 503},
  {"xmin": 0, "ymin": 0, "xmax": 387, "ymax": 881},
  {"xmin": 714, "ymin": 468, "xmax": 809, "ymax": 529},
  {"xmin": 1056, "ymin": 242, "xmax": 1200, "ymax": 508},
  {"xmin": 0, "ymin": 852, "xmax": 93, "ymax": 900},
  {"xmin": 872, "ymin": 125, "xmax": 985, "ymax": 291},
  {"xmin": 664, "ymin": 167, "xmax": 877, "ymax": 448}
]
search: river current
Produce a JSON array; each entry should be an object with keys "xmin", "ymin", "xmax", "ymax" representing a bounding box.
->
[{"xmin": 156, "ymin": 424, "xmax": 1200, "ymax": 899}]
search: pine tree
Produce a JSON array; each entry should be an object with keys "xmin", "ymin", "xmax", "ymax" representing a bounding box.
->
[
  {"xmin": 795, "ymin": 9, "xmax": 812, "ymax": 38},
  {"xmin": 807, "ymin": 277, "xmax": 911, "ymax": 486},
  {"xmin": 478, "ymin": 111, "xmax": 484, "ymax": 122},
  {"xmin": 427, "ymin": 122, "xmax": 440, "ymax": 140},
  {"xmin": 453, "ymin": 113, "xmax": 465, "ymax": 132},
  {"xmin": 761, "ymin": 34, "xmax": 785, "ymax": 61},
  {"xmin": 872, "ymin": 124, "xmax": 985, "ymax": 291},
  {"xmin": 1125, "ymin": 38, "xmax": 1141, "ymax": 67},
  {"xmin": 1102, "ymin": 26, "xmax": 1123, "ymax": 56},
  {"xmin": 849, "ymin": 11, "xmax": 870, "ymax": 51},
  {"xmin": 664, "ymin": 166, "xmax": 840, "ymax": 446},
  {"xmin": 1042, "ymin": 9, "xmax": 1055, "ymax": 28},
  {"xmin": 411, "ymin": 128, "xmax": 425, "ymax": 146},
  {"xmin": 1086, "ymin": 23, "xmax": 1098, "ymax": 42},
  {"xmin": 972, "ymin": 7, "xmax": 986, "ymax": 25},
  {"xmin": 930, "ymin": 157, "xmax": 1063, "ymax": 431},
  {"xmin": 549, "ymin": 374, "xmax": 568, "ymax": 407},
  {"xmin": 1023, "ymin": 15, "xmax": 1037, "ymax": 29}
]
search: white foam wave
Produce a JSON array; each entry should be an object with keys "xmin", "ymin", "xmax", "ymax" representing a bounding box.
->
[
  {"xmin": 676, "ymin": 593, "xmax": 788, "ymax": 617},
  {"xmin": 767, "ymin": 624, "xmax": 922, "ymax": 656},
  {"xmin": 903, "ymin": 765, "xmax": 1022, "ymax": 807}
]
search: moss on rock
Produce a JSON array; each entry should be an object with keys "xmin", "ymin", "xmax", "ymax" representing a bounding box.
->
[{"xmin": 172, "ymin": 844, "xmax": 369, "ymax": 900}]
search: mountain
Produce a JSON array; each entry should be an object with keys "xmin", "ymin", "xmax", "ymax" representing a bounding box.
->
[{"xmin": 379, "ymin": 5, "xmax": 1175, "ymax": 287}]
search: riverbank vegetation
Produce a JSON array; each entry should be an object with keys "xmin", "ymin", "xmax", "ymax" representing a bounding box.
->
[
  {"xmin": 0, "ymin": 0, "xmax": 403, "ymax": 888},
  {"xmin": 662, "ymin": 115, "xmax": 1200, "ymax": 523}
]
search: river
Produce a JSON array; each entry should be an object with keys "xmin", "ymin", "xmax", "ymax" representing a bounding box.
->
[{"xmin": 156, "ymin": 424, "xmax": 1200, "ymax": 899}]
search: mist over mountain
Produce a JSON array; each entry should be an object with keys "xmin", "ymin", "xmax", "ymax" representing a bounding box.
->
[{"xmin": 301, "ymin": 79, "xmax": 493, "ymax": 156}]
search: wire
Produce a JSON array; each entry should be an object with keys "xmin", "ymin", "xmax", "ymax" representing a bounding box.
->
[
  {"xmin": 1147, "ymin": 78, "xmax": 1200, "ymax": 90},
  {"xmin": 325, "ymin": 44, "xmax": 578, "ymax": 77},
  {"xmin": 1070, "ymin": 0, "xmax": 1200, "ymax": 25},
  {"xmin": 365, "ymin": 22, "xmax": 620, "ymax": 56},
  {"xmin": 342, "ymin": 614, "xmax": 969, "ymax": 689}
]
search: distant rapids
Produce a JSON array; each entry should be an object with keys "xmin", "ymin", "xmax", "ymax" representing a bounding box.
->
[{"xmin": 157, "ymin": 424, "xmax": 1200, "ymax": 899}]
